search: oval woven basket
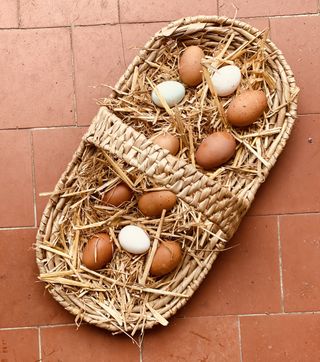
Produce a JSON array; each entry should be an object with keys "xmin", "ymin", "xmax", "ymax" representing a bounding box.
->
[{"xmin": 36, "ymin": 15, "xmax": 298, "ymax": 335}]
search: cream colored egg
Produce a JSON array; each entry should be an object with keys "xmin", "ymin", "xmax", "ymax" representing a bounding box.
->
[
  {"xmin": 151, "ymin": 81, "xmax": 185, "ymax": 108},
  {"xmin": 118, "ymin": 225, "xmax": 150, "ymax": 254},
  {"xmin": 211, "ymin": 65, "xmax": 241, "ymax": 97}
]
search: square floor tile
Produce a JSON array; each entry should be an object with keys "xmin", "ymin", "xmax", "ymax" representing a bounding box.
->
[
  {"xmin": 280, "ymin": 214, "xmax": 320, "ymax": 312},
  {"xmin": 0, "ymin": 329, "xmax": 39, "ymax": 362},
  {"xmin": 219, "ymin": 0, "xmax": 318, "ymax": 17},
  {"xmin": 240, "ymin": 314, "xmax": 320, "ymax": 362},
  {"xmin": 0, "ymin": 130, "xmax": 34, "ymax": 227},
  {"xmin": 249, "ymin": 115, "xmax": 320, "ymax": 215},
  {"xmin": 180, "ymin": 216, "xmax": 281, "ymax": 317},
  {"xmin": 72, "ymin": 25, "xmax": 126, "ymax": 125},
  {"xmin": 32, "ymin": 127, "xmax": 86, "ymax": 224},
  {"xmin": 0, "ymin": 229, "xmax": 74, "ymax": 327},
  {"xmin": 41, "ymin": 324, "xmax": 140, "ymax": 362},
  {"xmin": 0, "ymin": 28, "xmax": 74, "ymax": 129},
  {"xmin": 20, "ymin": 0, "xmax": 118, "ymax": 27},
  {"xmin": 121, "ymin": 22, "xmax": 167, "ymax": 66},
  {"xmin": 119, "ymin": 0, "xmax": 218, "ymax": 22},
  {"xmin": 144, "ymin": 316, "xmax": 240, "ymax": 362},
  {"xmin": 270, "ymin": 16, "xmax": 320, "ymax": 114},
  {"xmin": 0, "ymin": 0, "xmax": 18, "ymax": 27}
]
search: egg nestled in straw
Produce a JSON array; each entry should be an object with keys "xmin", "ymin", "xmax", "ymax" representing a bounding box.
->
[
  {"xmin": 151, "ymin": 80, "xmax": 185, "ymax": 108},
  {"xmin": 153, "ymin": 133, "xmax": 180, "ymax": 155},
  {"xmin": 178, "ymin": 45, "xmax": 204, "ymax": 86},
  {"xmin": 150, "ymin": 241, "xmax": 182, "ymax": 277},
  {"xmin": 119, "ymin": 225, "xmax": 150, "ymax": 254},
  {"xmin": 227, "ymin": 90, "xmax": 268, "ymax": 127},
  {"xmin": 211, "ymin": 65, "xmax": 241, "ymax": 97},
  {"xmin": 138, "ymin": 190, "xmax": 177, "ymax": 217},
  {"xmin": 103, "ymin": 182, "xmax": 133, "ymax": 207},
  {"xmin": 195, "ymin": 131, "xmax": 236, "ymax": 170},
  {"xmin": 82, "ymin": 233, "xmax": 113, "ymax": 270}
]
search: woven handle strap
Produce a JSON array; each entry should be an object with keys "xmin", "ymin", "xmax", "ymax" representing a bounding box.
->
[{"xmin": 84, "ymin": 107, "xmax": 248, "ymax": 237}]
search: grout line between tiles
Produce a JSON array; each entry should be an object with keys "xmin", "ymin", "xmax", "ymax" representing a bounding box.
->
[
  {"xmin": 248, "ymin": 210, "xmax": 320, "ymax": 218},
  {"xmin": 217, "ymin": 0, "xmax": 220, "ymax": 16},
  {"xmin": 38, "ymin": 327, "xmax": 42, "ymax": 362},
  {"xmin": 30, "ymin": 132, "xmax": 38, "ymax": 228},
  {"xmin": 17, "ymin": 0, "xmax": 21, "ymax": 28},
  {"xmin": 69, "ymin": 26, "xmax": 78, "ymax": 126},
  {"xmin": 277, "ymin": 216, "xmax": 285, "ymax": 312},
  {"xmin": 237, "ymin": 317, "xmax": 243, "ymax": 362},
  {"xmin": 0, "ymin": 125, "xmax": 86, "ymax": 132}
]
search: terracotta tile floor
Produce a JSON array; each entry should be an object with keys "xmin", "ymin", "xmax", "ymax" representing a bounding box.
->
[{"xmin": 1, "ymin": 1, "xmax": 319, "ymax": 361}]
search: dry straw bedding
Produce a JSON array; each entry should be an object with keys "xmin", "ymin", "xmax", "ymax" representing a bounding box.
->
[{"xmin": 36, "ymin": 16, "xmax": 298, "ymax": 336}]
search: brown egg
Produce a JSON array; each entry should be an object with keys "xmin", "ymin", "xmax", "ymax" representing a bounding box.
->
[
  {"xmin": 102, "ymin": 182, "xmax": 133, "ymax": 207},
  {"xmin": 227, "ymin": 90, "xmax": 268, "ymax": 127},
  {"xmin": 195, "ymin": 131, "xmax": 236, "ymax": 170},
  {"xmin": 150, "ymin": 241, "xmax": 182, "ymax": 277},
  {"xmin": 179, "ymin": 46, "xmax": 204, "ymax": 86},
  {"xmin": 82, "ymin": 233, "xmax": 113, "ymax": 270},
  {"xmin": 138, "ymin": 190, "xmax": 177, "ymax": 217},
  {"xmin": 153, "ymin": 133, "xmax": 180, "ymax": 155}
]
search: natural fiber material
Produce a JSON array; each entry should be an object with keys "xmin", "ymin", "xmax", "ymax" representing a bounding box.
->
[{"xmin": 36, "ymin": 16, "xmax": 298, "ymax": 335}]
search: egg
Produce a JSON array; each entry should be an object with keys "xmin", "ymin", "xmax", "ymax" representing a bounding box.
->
[
  {"xmin": 195, "ymin": 131, "xmax": 236, "ymax": 170},
  {"xmin": 138, "ymin": 190, "xmax": 177, "ymax": 217},
  {"xmin": 153, "ymin": 133, "xmax": 180, "ymax": 155},
  {"xmin": 179, "ymin": 46, "xmax": 204, "ymax": 86},
  {"xmin": 82, "ymin": 233, "xmax": 113, "ymax": 270},
  {"xmin": 151, "ymin": 81, "xmax": 185, "ymax": 108},
  {"xmin": 227, "ymin": 90, "xmax": 268, "ymax": 127},
  {"xmin": 118, "ymin": 225, "xmax": 150, "ymax": 254},
  {"xmin": 102, "ymin": 182, "xmax": 133, "ymax": 207},
  {"xmin": 211, "ymin": 65, "xmax": 241, "ymax": 97},
  {"xmin": 150, "ymin": 241, "xmax": 182, "ymax": 277}
]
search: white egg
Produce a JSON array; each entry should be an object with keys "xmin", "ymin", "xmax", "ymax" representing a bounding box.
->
[
  {"xmin": 151, "ymin": 80, "xmax": 185, "ymax": 108},
  {"xmin": 118, "ymin": 225, "xmax": 150, "ymax": 254},
  {"xmin": 211, "ymin": 65, "xmax": 241, "ymax": 97}
]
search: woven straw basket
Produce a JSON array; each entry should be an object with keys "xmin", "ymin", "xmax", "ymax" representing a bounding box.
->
[{"xmin": 36, "ymin": 15, "xmax": 298, "ymax": 335}]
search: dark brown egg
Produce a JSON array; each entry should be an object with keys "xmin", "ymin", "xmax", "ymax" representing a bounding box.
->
[
  {"xmin": 102, "ymin": 182, "xmax": 133, "ymax": 207},
  {"xmin": 195, "ymin": 131, "xmax": 236, "ymax": 170},
  {"xmin": 153, "ymin": 133, "xmax": 180, "ymax": 155},
  {"xmin": 82, "ymin": 233, "xmax": 113, "ymax": 270},
  {"xmin": 138, "ymin": 190, "xmax": 177, "ymax": 217},
  {"xmin": 179, "ymin": 46, "xmax": 204, "ymax": 86},
  {"xmin": 227, "ymin": 90, "xmax": 268, "ymax": 127},
  {"xmin": 150, "ymin": 241, "xmax": 182, "ymax": 277}
]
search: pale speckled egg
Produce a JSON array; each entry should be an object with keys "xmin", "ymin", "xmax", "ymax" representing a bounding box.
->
[
  {"xmin": 118, "ymin": 225, "xmax": 150, "ymax": 254},
  {"xmin": 151, "ymin": 81, "xmax": 185, "ymax": 108},
  {"xmin": 211, "ymin": 65, "xmax": 241, "ymax": 97},
  {"xmin": 179, "ymin": 45, "xmax": 204, "ymax": 86}
]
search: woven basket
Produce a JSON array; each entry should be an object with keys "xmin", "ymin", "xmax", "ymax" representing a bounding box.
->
[{"xmin": 36, "ymin": 15, "xmax": 298, "ymax": 334}]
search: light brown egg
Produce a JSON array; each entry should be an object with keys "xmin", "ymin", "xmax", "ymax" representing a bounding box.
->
[
  {"xmin": 195, "ymin": 131, "xmax": 236, "ymax": 170},
  {"xmin": 227, "ymin": 90, "xmax": 268, "ymax": 127},
  {"xmin": 150, "ymin": 241, "xmax": 182, "ymax": 277},
  {"xmin": 179, "ymin": 45, "xmax": 204, "ymax": 86},
  {"xmin": 138, "ymin": 190, "xmax": 177, "ymax": 217},
  {"xmin": 102, "ymin": 182, "xmax": 133, "ymax": 207},
  {"xmin": 153, "ymin": 133, "xmax": 180, "ymax": 155},
  {"xmin": 82, "ymin": 233, "xmax": 113, "ymax": 270}
]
